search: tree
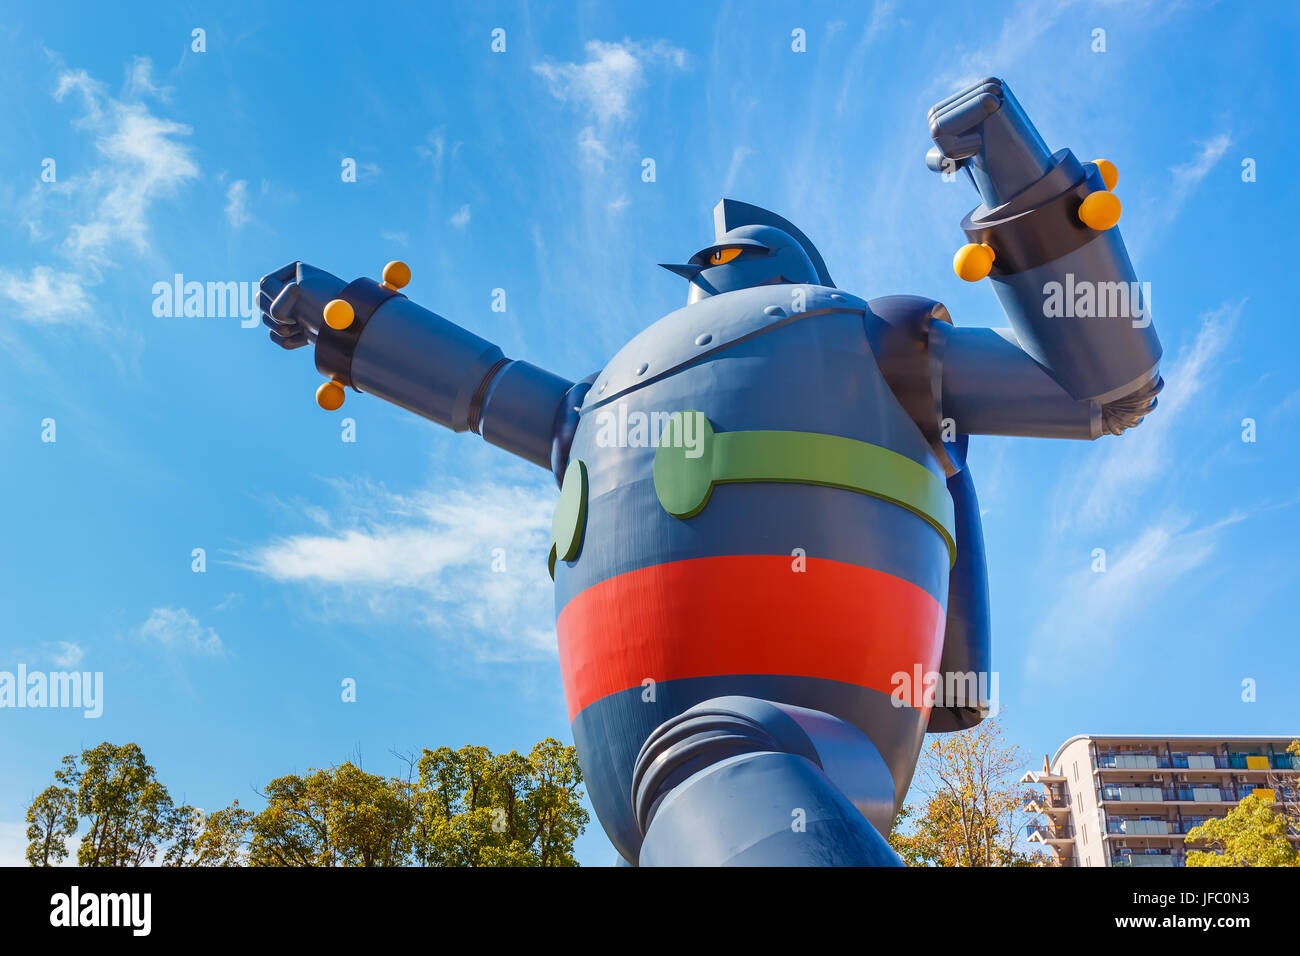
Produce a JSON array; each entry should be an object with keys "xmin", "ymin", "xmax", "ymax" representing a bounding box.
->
[
  {"xmin": 887, "ymin": 803, "xmax": 925, "ymax": 867},
  {"xmin": 889, "ymin": 716, "xmax": 1047, "ymax": 867},
  {"xmin": 193, "ymin": 801, "xmax": 253, "ymax": 866},
  {"xmin": 24, "ymin": 785, "xmax": 77, "ymax": 866},
  {"xmin": 26, "ymin": 736, "xmax": 588, "ymax": 867},
  {"xmin": 1268, "ymin": 740, "xmax": 1300, "ymax": 833},
  {"xmin": 162, "ymin": 805, "xmax": 204, "ymax": 867},
  {"xmin": 45, "ymin": 743, "xmax": 179, "ymax": 867},
  {"xmin": 243, "ymin": 764, "xmax": 413, "ymax": 866},
  {"xmin": 1185, "ymin": 792, "xmax": 1299, "ymax": 867},
  {"xmin": 411, "ymin": 738, "xmax": 588, "ymax": 867}
]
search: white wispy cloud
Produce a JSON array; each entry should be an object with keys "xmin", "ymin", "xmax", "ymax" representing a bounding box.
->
[
  {"xmin": 1128, "ymin": 131, "xmax": 1233, "ymax": 260},
  {"xmin": 534, "ymin": 39, "xmax": 688, "ymax": 169},
  {"xmin": 2, "ymin": 58, "xmax": 198, "ymax": 326},
  {"xmin": 1027, "ymin": 510, "xmax": 1243, "ymax": 670},
  {"xmin": 934, "ymin": 0, "xmax": 1078, "ymax": 94},
  {"xmin": 577, "ymin": 125, "xmax": 609, "ymax": 165},
  {"xmin": 722, "ymin": 146, "xmax": 754, "ymax": 195},
  {"xmin": 534, "ymin": 39, "xmax": 685, "ymax": 123},
  {"xmin": 1161, "ymin": 133, "xmax": 1232, "ymax": 223},
  {"xmin": 416, "ymin": 130, "xmax": 460, "ymax": 173},
  {"xmin": 834, "ymin": 1, "xmax": 897, "ymax": 115},
  {"xmin": 225, "ymin": 179, "xmax": 251, "ymax": 228},
  {"xmin": 138, "ymin": 607, "xmax": 223, "ymax": 655},
  {"xmin": 58, "ymin": 103, "xmax": 198, "ymax": 265},
  {"xmin": 51, "ymin": 641, "xmax": 84, "ymax": 668},
  {"xmin": 239, "ymin": 480, "xmax": 557, "ymax": 660},
  {"xmin": 212, "ymin": 592, "xmax": 242, "ymax": 613},
  {"xmin": 0, "ymin": 266, "xmax": 94, "ymax": 323},
  {"xmin": 124, "ymin": 55, "xmax": 170, "ymax": 100},
  {"xmin": 1055, "ymin": 300, "xmax": 1241, "ymax": 530},
  {"xmin": 449, "ymin": 204, "xmax": 471, "ymax": 229}
]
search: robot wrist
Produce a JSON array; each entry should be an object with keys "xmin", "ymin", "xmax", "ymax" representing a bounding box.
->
[
  {"xmin": 313, "ymin": 277, "xmax": 404, "ymax": 389},
  {"xmin": 958, "ymin": 149, "xmax": 1105, "ymax": 277}
]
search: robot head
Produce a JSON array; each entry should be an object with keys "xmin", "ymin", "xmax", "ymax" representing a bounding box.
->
[{"xmin": 660, "ymin": 224, "xmax": 821, "ymax": 305}]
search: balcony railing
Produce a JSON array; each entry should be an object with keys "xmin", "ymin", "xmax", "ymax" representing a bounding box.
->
[
  {"xmin": 1098, "ymin": 754, "xmax": 1165, "ymax": 769},
  {"xmin": 1171, "ymin": 755, "xmax": 1225, "ymax": 769},
  {"xmin": 1112, "ymin": 852, "xmax": 1178, "ymax": 868},
  {"xmin": 1107, "ymin": 818, "xmax": 1171, "ymax": 835},
  {"xmin": 1026, "ymin": 823, "xmax": 1074, "ymax": 840},
  {"xmin": 1023, "ymin": 793, "xmax": 1068, "ymax": 810},
  {"xmin": 1100, "ymin": 785, "xmax": 1164, "ymax": 802},
  {"xmin": 1097, "ymin": 752, "xmax": 1300, "ymax": 771},
  {"xmin": 1101, "ymin": 785, "xmax": 1241, "ymax": 802},
  {"xmin": 1166, "ymin": 787, "xmax": 1236, "ymax": 802}
]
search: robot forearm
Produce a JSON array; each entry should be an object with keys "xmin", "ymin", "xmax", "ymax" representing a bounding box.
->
[
  {"xmin": 930, "ymin": 78, "xmax": 1163, "ymax": 436},
  {"xmin": 954, "ymin": 150, "xmax": 1162, "ymax": 407},
  {"xmin": 260, "ymin": 261, "xmax": 576, "ymax": 471}
]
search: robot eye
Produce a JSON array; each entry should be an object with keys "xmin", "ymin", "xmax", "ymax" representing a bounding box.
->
[{"xmin": 709, "ymin": 247, "xmax": 744, "ymax": 266}]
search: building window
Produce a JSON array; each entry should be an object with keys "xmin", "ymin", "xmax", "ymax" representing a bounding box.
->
[{"xmin": 1074, "ymin": 761, "xmax": 1079, "ymax": 781}]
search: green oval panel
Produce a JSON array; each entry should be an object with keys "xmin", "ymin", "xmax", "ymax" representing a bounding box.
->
[{"xmin": 552, "ymin": 458, "xmax": 588, "ymax": 565}]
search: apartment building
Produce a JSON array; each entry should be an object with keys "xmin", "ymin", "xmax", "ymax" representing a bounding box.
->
[{"xmin": 1021, "ymin": 734, "xmax": 1299, "ymax": 867}]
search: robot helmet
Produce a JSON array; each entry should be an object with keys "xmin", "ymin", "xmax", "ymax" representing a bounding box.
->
[{"xmin": 660, "ymin": 224, "xmax": 822, "ymax": 304}]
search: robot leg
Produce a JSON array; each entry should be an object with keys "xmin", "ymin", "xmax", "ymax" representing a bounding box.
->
[{"xmin": 632, "ymin": 696, "xmax": 903, "ymax": 866}]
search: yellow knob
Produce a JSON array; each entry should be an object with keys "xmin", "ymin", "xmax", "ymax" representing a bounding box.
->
[
  {"xmin": 1078, "ymin": 190, "xmax": 1122, "ymax": 231},
  {"xmin": 316, "ymin": 380, "xmax": 346, "ymax": 411},
  {"xmin": 323, "ymin": 298, "xmax": 355, "ymax": 330},
  {"xmin": 1092, "ymin": 158, "xmax": 1118, "ymax": 191},
  {"xmin": 953, "ymin": 242, "xmax": 996, "ymax": 282},
  {"xmin": 381, "ymin": 260, "xmax": 411, "ymax": 290}
]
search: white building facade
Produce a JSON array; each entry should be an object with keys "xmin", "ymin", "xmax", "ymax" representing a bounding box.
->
[{"xmin": 1022, "ymin": 734, "xmax": 1299, "ymax": 867}]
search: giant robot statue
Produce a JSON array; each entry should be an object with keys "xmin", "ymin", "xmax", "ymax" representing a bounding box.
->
[{"xmin": 255, "ymin": 79, "xmax": 1162, "ymax": 865}]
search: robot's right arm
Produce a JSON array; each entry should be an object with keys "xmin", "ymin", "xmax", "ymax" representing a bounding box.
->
[
  {"xmin": 259, "ymin": 261, "xmax": 586, "ymax": 475},
  {"xmin": 919, "ymin": 78, "xmax": 1164, "ymax": 442}
]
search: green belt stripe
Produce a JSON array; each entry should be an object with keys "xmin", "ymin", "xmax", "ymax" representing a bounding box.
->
[{"xmin": 652, "ymin": 411, "xmax": 956, "ymax": 566}]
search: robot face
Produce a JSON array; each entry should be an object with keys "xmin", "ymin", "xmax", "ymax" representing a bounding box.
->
[{"xmin": 660, "ymin": 225, "xmax": 820, "ymax": 304}]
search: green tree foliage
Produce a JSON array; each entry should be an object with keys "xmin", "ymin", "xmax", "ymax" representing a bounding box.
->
[
  {"xmin": 162, "ymin": 805, "xmax": 204, "ymax": 867},
  {"xmin": 411, "ymin": 738, "xmax": 588, "ymax": 866},
  {"xmin": 242, "ymin": 762, "xmax": 416, "ymax": 866},
  {"xmin": 192, "ymin": 801, "xmax": 253, "ymax": 866},
  {"xmin": 27, "ymin": 737, "xmax": 590, "ymax": 867},
  {"xmin": 1185, "ymin": 792, "xmax": 1299, "ymax": 867},
  {"xmin": 24, "ymin": 784, "xmax": 77, "ymax": 866},
  {"xmin": 888, "ymin": 716, "xmax": 1047, "ymax": 867},
  {"xmin": 27, "ymin": 743, "xmax": 182, "ymax": 867}
]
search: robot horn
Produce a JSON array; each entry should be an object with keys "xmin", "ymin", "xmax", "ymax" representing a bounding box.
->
[{"xmin": 659, "ymin": 263, "xmax": 703, "ymax": 279}]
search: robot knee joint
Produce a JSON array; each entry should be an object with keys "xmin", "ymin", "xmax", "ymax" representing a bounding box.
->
[{"xmin": 631, "ymin": 695, "xmax": 895, "ymax": 836}]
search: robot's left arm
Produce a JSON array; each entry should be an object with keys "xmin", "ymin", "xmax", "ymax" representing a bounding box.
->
[
  {"xmin": 258, "ymin": 260, "xmax": 589, "ymax": 476},
  {"xmin": 922, "ymin": 77, "xmax": 1163, "ymax": 441}
]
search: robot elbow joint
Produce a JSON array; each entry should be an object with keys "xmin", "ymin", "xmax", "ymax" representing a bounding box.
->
[{"xmin": 1099, "ymin": 374, "xmax": 1164, "ymax": 436}]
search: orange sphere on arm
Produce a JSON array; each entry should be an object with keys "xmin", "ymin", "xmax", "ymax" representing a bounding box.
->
[{"xmin": 382, "ymin": 260, "xmax": 411, "ymax": 291}]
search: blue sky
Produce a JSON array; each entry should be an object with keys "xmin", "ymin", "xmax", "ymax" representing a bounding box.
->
[{"xmin": 0, "ymin": 0, "xmax": 1296, "ymax": 866}]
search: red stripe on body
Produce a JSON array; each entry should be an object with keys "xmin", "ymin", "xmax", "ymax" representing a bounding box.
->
[{"xmin": 556, "ymin": 555, "xmax": 945, "ymax": 721}]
